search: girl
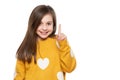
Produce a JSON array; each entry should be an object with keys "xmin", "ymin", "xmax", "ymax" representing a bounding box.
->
[{"xmin": 14, "ymin": 5, "xmax": 76, "ymax": 80}]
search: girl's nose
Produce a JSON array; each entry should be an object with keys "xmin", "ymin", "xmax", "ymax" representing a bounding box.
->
[{"xmin": 42, "ymin": 25, "xmax": 47, "ymax": 30}]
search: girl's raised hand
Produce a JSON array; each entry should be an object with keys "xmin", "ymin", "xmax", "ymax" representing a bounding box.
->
[{"xmin": 56, "ymin": 24, "xmax": 67, "ymax": 41}]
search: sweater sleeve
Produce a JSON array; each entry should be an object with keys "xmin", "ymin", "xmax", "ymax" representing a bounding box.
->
[
  {"xmin": 14, "ymin": 59, "xmax": 25, "ymax": 80},
  {"xmin": 57, "ymin": 39, "xmax": 76, "ymax": 73}
]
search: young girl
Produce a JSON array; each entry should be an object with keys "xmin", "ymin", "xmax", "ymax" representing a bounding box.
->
[{"xmin": 14, "ymin": 5, "xmax": 76, "ymax": 80}]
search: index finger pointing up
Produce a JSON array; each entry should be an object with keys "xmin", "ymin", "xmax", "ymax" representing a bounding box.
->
[{"xmin": 58, "ymin": 24, "xmax": 61, "ymax": 36}]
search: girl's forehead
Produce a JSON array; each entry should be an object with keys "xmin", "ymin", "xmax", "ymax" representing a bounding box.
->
[{"xmin": 41, "ymin": 14, "xmax": 53, "ymax": 22}]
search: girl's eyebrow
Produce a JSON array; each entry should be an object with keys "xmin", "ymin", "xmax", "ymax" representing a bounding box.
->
[
  {"xmin": 40, "ymin": 20, "xmax": 53, "ymax": 23},
  {"xmin": 47, "ymin": 20, "xmax": 53, "ymax": 22}
]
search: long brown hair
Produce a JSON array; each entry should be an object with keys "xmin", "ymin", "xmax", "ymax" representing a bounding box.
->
[{"xmin": 16, "ymin": 5, "xmax": 57, "ymax": 63}]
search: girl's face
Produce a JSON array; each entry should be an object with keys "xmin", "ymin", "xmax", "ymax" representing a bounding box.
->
[{"xmin": 36, "ymin": 14, "xmax": 53, "ymax": 39}]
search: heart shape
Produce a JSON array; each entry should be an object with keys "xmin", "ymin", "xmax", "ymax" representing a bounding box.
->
[
  {"xmin": 37, "ymin": 58, "xmax": 49, "ymax": 70},
  {"xmin": 57, "ymin": 71, "xmax": 64, "ymax": 80}
]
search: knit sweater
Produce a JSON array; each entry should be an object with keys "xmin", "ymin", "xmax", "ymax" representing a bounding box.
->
[{"xmin": 14, "ymin": 37, "xmax": 76, "ymax": 80}]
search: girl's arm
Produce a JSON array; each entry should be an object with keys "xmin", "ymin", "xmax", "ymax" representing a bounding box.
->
[
  {"xmin": 56, "ymin": 24, "xmax": 76, "ymax": 72},
  {"xmin": 57, "ymin": 39, "xmax": 76, "ymax": 73},
  {"xmin": 14, "ymin": 59, "xmax": 25, "ymax": 80}
]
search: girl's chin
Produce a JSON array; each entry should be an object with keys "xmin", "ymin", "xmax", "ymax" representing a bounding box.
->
[
  {"xmin": 37, "ymin": 33, "xmax": 52, "ymax": 39},
  {"xmin": 39, "ymin": 35, "xmax": 49, "ymax": 39}
]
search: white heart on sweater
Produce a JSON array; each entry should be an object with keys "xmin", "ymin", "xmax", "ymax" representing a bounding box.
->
[
  {"xmin": 37, "ymin": 58, "xmax": 49, "ymax": 70},
  {"xmin": 57, "ymin": 71, "xmax": 64, "ymax": 80}
]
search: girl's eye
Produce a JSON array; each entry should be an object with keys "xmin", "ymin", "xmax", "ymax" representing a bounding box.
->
[
  {"xmin": 47, "ymin": 22, "xmax": 52, "ymax": 26},
  {"xmin": 47, "ymin": 21, "xmax": 53, "ymax": 26}
]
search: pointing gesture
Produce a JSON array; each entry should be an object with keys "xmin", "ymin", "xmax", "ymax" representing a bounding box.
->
[{"xmin": 57, "ymin": 24, "xmax": 66, "ymax": 41}]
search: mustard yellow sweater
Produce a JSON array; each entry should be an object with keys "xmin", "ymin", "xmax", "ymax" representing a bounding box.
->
[{"xmin": 14, "ymin": 37, "xmax": 76, "ymax": 80}]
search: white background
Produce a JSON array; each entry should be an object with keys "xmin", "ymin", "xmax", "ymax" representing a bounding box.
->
[{"xmin": 0, "ymin": 0, "xmax": 120, "ymax": 80}]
